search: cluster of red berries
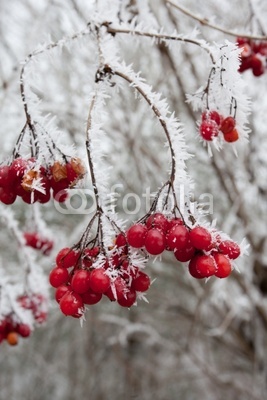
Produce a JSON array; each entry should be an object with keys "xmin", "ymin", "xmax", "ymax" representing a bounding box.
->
[
  {"xmin": 0, "ymin": 316, "xmax": 32, "ymax": 346},
  {"xmin": 237, "ymin": 37, "xmax": 267, "ymax": 77},
  {"xmin": 18, "ymin": 293, "xmax": 48, "ymax": 324},
  {"xmin": 49, "ymin": 213, "xmax": 241, "ymax": 318},
  {"xmin": 0, "ymin": 157, "xmax": 85, "ymax": 205},
  {"xmin": 24, "ymin": 232, "xmax": 54, "ymax": 256},
  {"xmin": 126, "ymin": 213, "xmax": 241, "ymax": 279},
  {"xmin": 49, "ymin": 242, "xmax": 151, "ymax": 318},
  {"xmin": 199, "ymin": 110, "xmax": 239, "ymax": 143}
]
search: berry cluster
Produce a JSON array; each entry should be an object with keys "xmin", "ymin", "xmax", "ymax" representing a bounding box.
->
[
  {"xmin": 127, "ymin": 213, "xmax": 241, "ymax": 279},
  {"xmin": 0, "ymin": 157, "xmax": 85, "ymax": 205},
  {"xmin": 49, "ymin": 243, "xmax": 151, "ymax": 318},
  {"xmin": 18, "ymin": 293, "xmax": 48, "ymax": 324},
  {"xmin": 24, "ymin": 232, "xmax": 54, "ymax": 256},
  {"xmin": 237, "ymin": 37, "xmax": 267, "ymax": 77},
  {"xmin": 0, "ymin": 293, "xmax": 47, "ymax": 346},
  {"xmin": 49, "ymin": 212, "xmax": 242, "ymax": 319},
  {"xmin": 199, "ymin": 110, "xmax": 239, "ymax": 143},
  {"xmin": 0, "ymin": 316, "xmax": 32, "ymax": 346}
]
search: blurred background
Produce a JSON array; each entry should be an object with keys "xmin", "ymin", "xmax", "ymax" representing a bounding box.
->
[{"xmin": 0, "ymin": 1, "xmax": 267, "ymax": 399}]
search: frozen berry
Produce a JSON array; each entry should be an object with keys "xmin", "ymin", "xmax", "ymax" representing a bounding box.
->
[
  {"xmin": 49, "ymin": 267, "xmax": 69, "ymax": 288},
  {"xmin": 71, "ymin": 269, "xmax": 91, "ymax": 294},
  {"xmin": 189, "ymin": 226, "xmax": 212, "ymax": 251},
  {"xmin": 117, "ymin": 288, "xmax": 136, "ymax": 308},
  {"xmin": 81, "ymin": 289, "xmax": 102, "ymax": 305},
  {"xmin": 199, "ymin": 120, "xmax": 219, "ymax": 141},
  {"xmin": 214, "ymin": 253, "xmax": 232, "ymax": 278},
  {"xmin": 90, "ymin": 268, "xmax": 110, "ymax": 293},
  {"xmin": 127, "ymin": 224, "xmax": 148, "ymax": 248},
  {"xmin": 144, "ymin": 228, "xmax": 165, "ymax": 255},
  {"xmin": 196, "ymin": 255, "xmax": 216, "ymax": 277},
  {"xmin": 223, "ymin": 128, "xmax": 239, "ymax": 142},
  {"xmin": 146, "ymin": 213, "xmax": 169, "ymax": 233},
  {"xmin": 131, "ymin": 271, "xmax": 150, "ymax": 292},
  {"xmin": 174, "ymin": 240, "xmax": 196, "ymax": 262},
  {"xmin": 166, "ymin": 225, "xmax": 189, "ymax": 251},
  {"xmin": 188, "ymin": 255, "xmax": 204, "ymax": 279},
  {"xmin": 59, "ymin": 291, "xmax": 84, "ymax": 317},
  {"xmin": 220, "ymin": 117, "xmax": 236, "ymax": 134},
  {"xmin": 218, "ymin": 240, "xmax": 240, "ymax": 259}
]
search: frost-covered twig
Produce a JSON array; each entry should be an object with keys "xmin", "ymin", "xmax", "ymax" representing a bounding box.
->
[
  {"xmin": 166, "ymin": 0, "xmax": 267, "ymax": 40},
  {"xmin": 102, "ymin": 22, "xmax": 216, "ymax": 63}
]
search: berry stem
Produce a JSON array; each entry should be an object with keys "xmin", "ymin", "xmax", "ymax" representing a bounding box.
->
[{"xmin": 85, "ymin": 94, "xmax": 102, "ymax": 212}]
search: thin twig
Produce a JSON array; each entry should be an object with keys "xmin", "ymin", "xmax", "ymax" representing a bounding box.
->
[
  {"xmin": 166, "ymin": 0, "xmax": 267, "ymax": 40},
  {"xmin": 103, "ymin": 23, "xmax": 215, "ymax": 64}
]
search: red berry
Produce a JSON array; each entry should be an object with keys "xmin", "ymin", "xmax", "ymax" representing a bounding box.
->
[
  {"xmin": 0, "ymin": 187, "xmax": 16, "ymax": 204},
  {"xmin": 202, "ymin": 110, "xmax": 221, "ymax": 126},
  {"xmin": 146, "ymin": 213, "xmax": 169, "ymax": 233},
  {"xmin": 131, "ymin": 271, "xmax": 150, "ymax": 292},
  {"xmin": 50, "ymin": 177, "xmax": 69, "ymax": 192},
  {"xmin": 199, "ymin": 120, "xmax": 219, "ymax": 141},
  {"xmin": 167, "ymin": 218, "xmax": 184, "ymax": 231},
  {"xmin": 53, "ymin": 189, "xmax": 68, "ymax": 203},
  {"xmin": 166, "ymin": 225, "xmax": 189, "ymax": 251},
  {"xmin": 220, "ymin": 117, "xmax": 236, "ymax": 134},
  {"xmin": 90, "ymin": 268, "xmax": 110, "ymax": 293},
  {"xmin": 117, "ymin": 288, "xmax": 137, "ymax": 308},
  {"xmin": 218, "ymin": 240, "xmax": 240, "ymax": 259},
  {"xmin": 174, "ymin": 240, "xmax": 196, "ymax": 262},
  {"xmin": 115, "ymin": 233, "xmax": 127, "ymax": 247},
  {"xmin": 21, "ymin": 190, "xmax": 38, "ymax": 204},
  {"xmin": 110, "ymin": 253, "xmax": 120, "ymax": 268},
  {"xmin": 196, "ymin": 255, "xmax": 216, "ymax": 277},
  {"xmin": 71, "ymin": 269, "xmax": 91, "ymax": 294},
  {"xmin": 84, "ymin": 247, "xmax": 99, "ymax": 258},
  {"xmin": 66, "ymin": 163, "xmax": 79, "ymax": 185},
  {"xmin": 49, "ymin": 267, "xmax": 69, "ymax": 288},
  {"xmin": 81, "ymin": 289, "xmax": 102, "ymax": 305},
  {"xmin": 239, "ymin": 56, "xmax": 253, "ymax": 73},
  {"xmin": 189, "ymin": 227, "xmax": 212, "ymax": 251},
  {"xmin": 82, "ymin": 257, "xmax": 92, "ymax": 268},
  {"xmin": 9, "ymin": 158, "xmax": 28, "ymax": 181},
  {"xmin": 55, "ymin": 285, "xmax": 70, "ymax": 303},
  {"xmin": 223, "ymin": 128, "xmax": 239, "ymax": 143},
  {"xmin": 144, "ymin": 228, "xmax": 165, "ymax": 255},
  {"xmin": 16, "ymin": 323, "xmax": 31, "ymax": 338},
  {"xmin": 127, "ymin": 224, "xmax": 148, "ymax": 248},
  {"xmin": 59, "ymin": 291, "xmax": 84, "ymax": 316},
  {"xmin": 0, "ymin": 165, "xmax": 12, "ymax": 188},
  {"xmin": 37, "ymin": 176, "xmax": 51, "ymax": 204},
  {"xmin": 213, "ymin": 253, "xmax": 232, "ymax": 278},
  {"xmin": 56, "ymin": 247, "xmax": 80, "ymax": 268},
  {"xmin": 188, "ymin": 255, "xmax": 204, "ymax": 279},
  {"xmin": 251, "ymin": 55, "xmax": 264, "ymax": 76},
  {"xmin": 24, "ymin": 232, "xmax": 40, "ymax": 249},
  {"xmin": 105, "ymin": 277, "xmax": 127, "ymax": 301}
]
